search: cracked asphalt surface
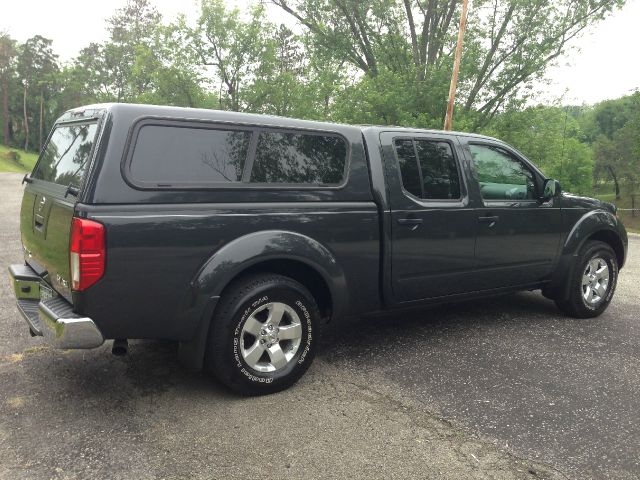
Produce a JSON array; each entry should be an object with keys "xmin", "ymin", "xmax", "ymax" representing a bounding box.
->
[{"xmin": 0, "ymin": 172, "xmax": 638, "ymax": 479}]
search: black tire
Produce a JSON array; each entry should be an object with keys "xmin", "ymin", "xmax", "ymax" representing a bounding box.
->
[
  {"xmin": 205, "ymin": 274, "xmax": 321, "ymax": 395},
  {"xmin": 555, "ymin": 240, "xmax": 618, "ymax": 318}
]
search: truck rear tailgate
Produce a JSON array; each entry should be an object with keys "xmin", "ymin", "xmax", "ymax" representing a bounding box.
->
[{"xmin": 20, "ymin": 122, "xmax": 99, "ymax": 301}]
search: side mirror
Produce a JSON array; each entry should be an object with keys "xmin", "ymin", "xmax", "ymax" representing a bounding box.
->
[{"xmin": 542, "ymin": 179, "xmax": 561, "ymax": 201}]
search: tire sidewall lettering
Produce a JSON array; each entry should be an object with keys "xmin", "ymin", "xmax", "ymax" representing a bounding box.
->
[
  {"xmin": 296, "ymin": 299, "xmax": 313, "ymax": 365},
  {"xmin": 231, "ymin": 291, "xmax": 314, "ymax": 384}
]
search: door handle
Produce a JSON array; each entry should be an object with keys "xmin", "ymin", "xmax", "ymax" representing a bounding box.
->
[
  {"xmin": 478, "ymin": 215, "xmax": 499, "ymax": 227},
  {"xmin": 397, "ymin": 218, "xmax": 423, "ymax": 226}
]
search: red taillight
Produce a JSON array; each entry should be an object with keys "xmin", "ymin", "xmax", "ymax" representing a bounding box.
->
[{"xmin": 70, "ymin": 218, "xmax": 105, "ymax": 291}]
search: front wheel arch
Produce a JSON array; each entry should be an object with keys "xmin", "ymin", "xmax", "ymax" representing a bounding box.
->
[
  {"xmin": 587, "ymin": 229, "xmax": 625, "ymax": 269},
  {"xmin": 545, "ymin": 225, "xmax": 626, "ymax": 301},
  {"xmin": 554, "ymin": 240, "xmax": 618, "ymax": 318}
]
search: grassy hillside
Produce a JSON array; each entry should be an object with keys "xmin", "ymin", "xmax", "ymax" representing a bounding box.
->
[{"xmin": 0, "ymin": 144, "xmax": 38, "ymax": 173}]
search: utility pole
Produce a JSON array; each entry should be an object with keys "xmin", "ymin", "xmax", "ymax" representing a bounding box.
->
[{"xmin": 444, "ymin": 0, "xmax": 469, "ymax": 131}]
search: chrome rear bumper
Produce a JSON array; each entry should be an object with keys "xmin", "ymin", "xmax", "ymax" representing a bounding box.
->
[{"xmin": 8, "ymin": 264, "xmax": 104, "ymax": 349}]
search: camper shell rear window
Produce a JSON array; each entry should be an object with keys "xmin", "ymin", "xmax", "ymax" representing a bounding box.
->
[{"xmin": 32, "ymin": 122, "xmax": 99, "ymax": 187}]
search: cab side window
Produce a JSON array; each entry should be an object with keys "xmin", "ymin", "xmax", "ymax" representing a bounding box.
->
[
  {"xmin": 469, "ymin": 144, "xmax": 536, "ymax": 200},
  {"xmin": 394, "ymin": 139, "xmax": 422, "ymax": 198},
  {"xmin": 415, "ymin": 140, "xmax": 460, "ymax": 200},
  {"xmin": 394, "ymin": 138, "xmax": 461, "ymax": 200}
]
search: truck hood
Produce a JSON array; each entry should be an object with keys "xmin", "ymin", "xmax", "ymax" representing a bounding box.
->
[{"xmin": 561, "ymin": 192, "xmax": 617, "ymax": 215}]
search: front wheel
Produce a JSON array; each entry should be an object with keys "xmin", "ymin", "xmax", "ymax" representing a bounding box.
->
[
  {"xmin": 555, "ymin": 240, "xmax": 618, "ymax": 318},
  {"xmin": 205, "ymin": 274, "xmax": 321, "ymax": 395}
]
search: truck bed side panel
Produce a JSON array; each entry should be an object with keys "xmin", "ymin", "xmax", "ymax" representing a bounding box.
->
[{"xmin": 74, "ymin": 202, "xmax": 380, "ymax": 340}]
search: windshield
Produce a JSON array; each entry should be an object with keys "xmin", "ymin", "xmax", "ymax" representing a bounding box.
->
[{"xmin": 32, "ymin": 122, "xmax": 98, "ymax": 187}]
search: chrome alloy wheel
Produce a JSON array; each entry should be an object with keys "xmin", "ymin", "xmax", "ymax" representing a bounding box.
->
[
  {"xmin": 240, "ymin": 302, "xmax": 303, "ymax": 373},
  {"xmin": 582, "ymin": 256, "xmax": 610, "ymax": 305}
]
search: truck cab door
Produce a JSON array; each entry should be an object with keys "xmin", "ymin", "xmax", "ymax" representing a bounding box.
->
[
  {"xmin": 380, "ymin": 132, "xmax": 478, "ymax": 302},
  {"xmin": 459, "ymin": 139, "xmax": 562, "ymax": 288}
]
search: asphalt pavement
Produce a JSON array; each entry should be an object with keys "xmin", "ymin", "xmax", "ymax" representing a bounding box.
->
[{"xmin": 0, "ymin": 172, "xmax": 638, "ymax": 479}]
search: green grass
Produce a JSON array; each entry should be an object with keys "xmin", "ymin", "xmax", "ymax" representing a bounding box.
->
[
  {"xmin": 594, "ymin": 190, "xmax": 640, "ymax": 234},
  {"xmin": 0, "ymin": 144, "xmax": 38, "ymax": 173},
  {"xmin": 595, "ymin": 193, "xmax": 616, "ymax": 202}
]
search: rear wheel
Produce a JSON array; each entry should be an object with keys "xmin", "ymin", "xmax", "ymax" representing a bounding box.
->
[
  {"xmin": 205, "ymin": 274, "xmax": 320, "ymax": 395},
  {"xmin": 555, "ymin": 240, "xmax": 618, "ymax": 318}
]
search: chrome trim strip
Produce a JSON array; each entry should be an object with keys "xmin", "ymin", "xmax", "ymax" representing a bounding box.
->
[{"xmin": 94, "ymin": 210, "xmax": 377, "ymax": 219}]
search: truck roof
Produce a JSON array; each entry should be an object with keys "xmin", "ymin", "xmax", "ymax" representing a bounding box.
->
[
  {"xmin": 357, "ymin": 125, "xmax": 501, "ymax": 142},
  {"xmin": 59, "ymin": 103, "xmax": 501, "ymax": 143}
]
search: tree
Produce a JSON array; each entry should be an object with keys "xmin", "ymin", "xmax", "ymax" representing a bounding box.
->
[
  {"xmin": 244, "ymin": 25, "xmax": 320, "ymax": 117},
  {"xmin": 593, "ymin": 135, "xmax": 622, "ymax": 198},
  {"xmin": 482, "ymin": 106, "xmax": 594, "ymax": 194},
  {"xmin": 16, "ymin": 36, "xmax": 58, "ymax": 151},
  {"xmin": 107, "ymin": 0, "xmax": 162, "ymax": 100},
  {"xmin": 0, "ymin": 33, "xmax": 16, "ymax": 146},
  {"xmin": 615, "ymin": 114, "xmax": 640, "ymax": 193},
  {"xmin": 584, "ymin": 94, "xmax": 637, "ymax": 142},
  {"xmin": 133, "ymin": 22, "xmax": 207, "ymax": 107},
  {"xmin": 583, "ymin": 92, "xmax": 640, "ymax": 198},
  {"xmin": 272, "ymin": 0, "xmax": 625, "ymax": 127},
  {"xmin": 59, "ymin": 0, "xmax": 162, "ymax": 106},
  {"xmin": 188, "ymin": 0, "xmax": 268, "ymax": 111},
  {"xmin": 65, "ymin": 44, "xmax": 113, "ymax": 104},
  {"xmin": 271, "ymin": 0, "xmax": 408, "ymax": 78}
]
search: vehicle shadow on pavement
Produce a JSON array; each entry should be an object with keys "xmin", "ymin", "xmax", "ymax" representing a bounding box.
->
[
  {"xmin": 320, "ymin": 291, "xmax": 564, "ymax": 358},
  {"xmin": 7, "ymin": 291, "xmax": 562, "ymax": 399},
  {"xmin": 3, "ymin": 290, "xmax": 561, "ymax": 401}
]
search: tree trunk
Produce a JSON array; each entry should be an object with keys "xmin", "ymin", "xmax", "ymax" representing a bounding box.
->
[
  {"xmin": 606, "ymin": 165, "xmax": 620, "ymax": 200},
  {"xmin": 39, "ymin": 90, "xmax": 44, "ymax": 153},
  {"xmin": 22, "ymin": 84, "xmax": 29, "ymax": 151},
  {"xmin": 1, "ymin": 76, "xmax": 8, "ymax": 146}
]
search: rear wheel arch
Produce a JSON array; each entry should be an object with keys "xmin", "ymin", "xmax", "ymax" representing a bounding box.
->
[
  {"xmin": 222, "ymin": 259, "xmax": 334, "ymax": 321},
  {"xmin": 178, "ymin": 231, "xmax": 347, "ymax": 370},
  {"xmin": 205, "ymin": 272, "xmax": 322, "ymax": 394},
  {"xmin": 192, "ymin": 231, "xmax": 347, "ymax": 321}
]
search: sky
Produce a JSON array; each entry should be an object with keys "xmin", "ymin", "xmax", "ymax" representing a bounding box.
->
[{"xmin": 1, "ymin": 0, "xmax": 639, "ymax": 106}]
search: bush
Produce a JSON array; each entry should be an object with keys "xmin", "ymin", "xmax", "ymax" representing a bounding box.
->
[
  {"xmin": 1, "ymin": 150, "xmax": 21, "ymax": 162},
  {"xmin": 1, "ymin": 150, "xmax": 26, "ymax": 168}
]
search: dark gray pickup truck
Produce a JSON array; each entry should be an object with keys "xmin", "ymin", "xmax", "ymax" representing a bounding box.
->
[{"xmin": 9, "ymin": 103, "xmax": 628, "ymax": 395}]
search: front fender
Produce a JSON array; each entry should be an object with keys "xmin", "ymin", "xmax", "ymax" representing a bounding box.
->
[
  {"xmin": 192, "ymin": 230, "xmax": 348, "ymax": 318},
  {"xmin": 561, "ymin": 209, "xmax": 621, "ymax": 256}
]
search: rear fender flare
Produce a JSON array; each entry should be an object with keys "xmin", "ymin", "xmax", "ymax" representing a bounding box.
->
[
  {"xmin": 193, "ymin": 230, "xmax": 347, "ymax": 318},
  {"xmin": 178, "ymin": 230, "xmax": 348, "ymax": 370}
]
